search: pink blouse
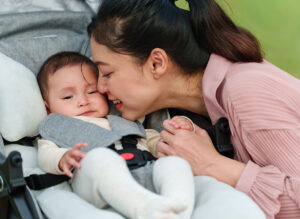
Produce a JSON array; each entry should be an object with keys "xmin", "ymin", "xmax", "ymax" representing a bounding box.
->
[{"xmin": 202, "ymin": 54, "xmax": 300, "ymax": 219}]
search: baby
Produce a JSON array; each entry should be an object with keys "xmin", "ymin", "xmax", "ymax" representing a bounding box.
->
[{"xmin": 37, "ymin": 51, "xmax": 195, "ymax": 219}]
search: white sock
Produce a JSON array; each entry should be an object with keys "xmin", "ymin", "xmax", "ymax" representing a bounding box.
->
[{"xmin": 153, "ymin": 156, "xmax": 195, "ymax": 219}]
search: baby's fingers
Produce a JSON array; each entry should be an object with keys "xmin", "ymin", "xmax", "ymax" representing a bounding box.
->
[
  {"xmin": 70, "ymin": 149, "xmax": 86, "ymax": 160},
  {"xmin": 60, "ymin": 163, "xmax": 74, "ymax": 178},
  {"xmin": 170, "ymin": 116, "xmax": 194, "ymax": 131},
  {"xmin": 179, "ymin": 123, "xmax": 193, "ymax": 130},
  {"xmin": 63, "ymin": 167, "xmax": 74, "ymax": 178},
  {"xmin": 65, "ymin": 156, "xmax": 81, "ymax": 169},
  {"xmin": 73, "ymin": 142, "xmax": 88, "ymax": 150},
  {"xmin": 168, "ymin": 120, "xmax": 181, "ymax": 129},
  {"xmin": 156, "ymin": 152, "xmax": 167, "ymax": 158}
]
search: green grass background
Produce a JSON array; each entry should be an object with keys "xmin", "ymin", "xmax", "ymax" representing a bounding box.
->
[{"xmin": 177, "ymin": 0, "xmax": 300, "ymax": 78}]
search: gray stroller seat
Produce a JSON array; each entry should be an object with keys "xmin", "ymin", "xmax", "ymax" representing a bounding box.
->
[
  {"xmin": 0, "ymin": 3, "xmax": 97, "ymax": 218},
  {"xmin": 0, "ymin": 1, "xmax": 266, "ymax": 219}
]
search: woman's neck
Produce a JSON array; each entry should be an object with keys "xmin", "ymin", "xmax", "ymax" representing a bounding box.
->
[{"xmin": 159, "ymin": 68, "xmax": 209, "ymax": 117}]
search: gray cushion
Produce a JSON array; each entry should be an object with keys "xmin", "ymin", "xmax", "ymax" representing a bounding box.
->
[{"xmin": 0, "ymin": 11, "xmax": 92, "ymax": 75}]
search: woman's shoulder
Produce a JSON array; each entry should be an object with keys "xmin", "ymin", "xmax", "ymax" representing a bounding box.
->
[
  {"xmin": 221, "ymin": 61, "xmax": 300, "ymax": 130},
  {"xmin": 224, "ymin": 60, "xmax": 300, "ymax": 98}
]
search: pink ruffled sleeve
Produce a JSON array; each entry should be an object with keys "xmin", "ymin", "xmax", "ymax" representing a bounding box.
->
[{"xmin": 235, "ymin": 130, "xmax": 300, "ymax": 219}]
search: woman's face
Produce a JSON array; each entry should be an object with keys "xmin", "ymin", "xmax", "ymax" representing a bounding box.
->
[{"xmin": 91, "ymin": 37, "xmax": 161, "ymax": 121}]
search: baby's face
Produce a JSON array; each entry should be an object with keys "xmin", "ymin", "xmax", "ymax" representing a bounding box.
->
[{"xmin": 45, "ymin": 63, "xmax": 109, "ymax": 118}]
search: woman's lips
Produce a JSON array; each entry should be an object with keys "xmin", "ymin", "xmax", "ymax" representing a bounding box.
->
[
  {"xmin": 113, "ymin": 100, "xmax": 122, "ymax": 110},
  {"xmin": 115, "ymin": 103, "xmax": 123, "ymax": 110}
]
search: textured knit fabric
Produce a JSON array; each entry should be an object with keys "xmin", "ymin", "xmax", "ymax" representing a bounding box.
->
[
  {"xmin": 39, "ymin": 114, "xmax": 147, "ymax": 152},
  {"xmin": 202, "ymin": 54, "xmax": 300, "ymax": 219}
]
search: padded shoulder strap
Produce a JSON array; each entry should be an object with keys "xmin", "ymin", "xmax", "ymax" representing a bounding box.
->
[
  {"xmin": 39, "ymin": 113, "xmax": 146, "ymax": 152},
  {"xmin": 107, "ymin": 115, "xmax": 146, "ymax": 137}
]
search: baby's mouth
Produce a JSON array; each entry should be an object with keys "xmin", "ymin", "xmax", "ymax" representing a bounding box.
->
[{"xmin": 78, "ymin": 110, "xmax": 94, "ymax": 116}]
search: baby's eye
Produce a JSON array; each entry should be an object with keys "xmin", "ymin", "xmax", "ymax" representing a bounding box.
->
[
  {"xmin": 88, "ymin": 90, "xmax": 98, "ymax": 94},
  {"xmin": 62, "ymin": 96, "xmax": 72, "ymax": 100}
]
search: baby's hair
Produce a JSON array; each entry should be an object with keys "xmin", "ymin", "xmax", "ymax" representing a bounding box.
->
[{"xmin": 37, "ymin": 51, "xmax": 99, "ymax": 100}]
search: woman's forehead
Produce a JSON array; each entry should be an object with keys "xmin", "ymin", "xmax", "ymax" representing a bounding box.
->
[
  {"xmin": 91, "ymin": 44, "xmax": 140, "ymax": 69},
  {"xmin": 91, "ymin": 40, "xmax": 112, "ymax": 61}
]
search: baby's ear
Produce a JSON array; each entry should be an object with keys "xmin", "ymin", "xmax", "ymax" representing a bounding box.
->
[{"xmin": 44, "ymin": 100, "xmax": 51, "ymax": 114}]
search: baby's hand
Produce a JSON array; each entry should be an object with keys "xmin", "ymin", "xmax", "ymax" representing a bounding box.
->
[
  {"xmin": 168, "ymin": 116, "xmax": 195, "ymax": 132},
  {"xmin": 59, "ymin": 142, "xmax": 87, "ymax": 177}
]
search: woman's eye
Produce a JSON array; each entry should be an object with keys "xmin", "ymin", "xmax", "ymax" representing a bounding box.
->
[
  {"xmin": 62, "ymin": 96, "xmax": 72, "ymax": 100},
  {"xmin": 102, "ymin": 72, "xmax": 112, "ymax": 78}
]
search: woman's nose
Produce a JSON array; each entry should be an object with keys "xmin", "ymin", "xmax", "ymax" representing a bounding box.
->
[
  {"xmin": 97, "ymin": 77, "xmax": 108, "ymax": 94},
  {"xmin": 98, "ymin": 84, "xmax": 108, "ymax": 94}
]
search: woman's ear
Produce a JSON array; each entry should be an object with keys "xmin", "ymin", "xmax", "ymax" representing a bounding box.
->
[{"xmin": 147, "ymin": 48, "xmax": 169, "ymax": 80}]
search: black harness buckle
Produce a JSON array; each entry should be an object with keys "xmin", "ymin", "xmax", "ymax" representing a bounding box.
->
[{"xmin": 109, "ymin": 136, "xmax": 156, "ymax": 170}]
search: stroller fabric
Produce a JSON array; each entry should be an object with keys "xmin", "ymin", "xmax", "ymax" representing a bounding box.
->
[{"xmin": 0, "ymin": 1, "xmax": 266, "ymax": 219}]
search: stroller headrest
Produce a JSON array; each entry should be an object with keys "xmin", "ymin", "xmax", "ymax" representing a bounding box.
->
[
  {"xmin": 0, "ymin": 52, "xmax": 47, "ymax": 142},
  {"xmin": 0, "ymin": 11, "xmax": 92, "ymax": 143}
]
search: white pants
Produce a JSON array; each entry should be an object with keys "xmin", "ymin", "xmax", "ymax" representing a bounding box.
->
[
  {"xmin": 71, "ymin": 147, "xmax": 195, "ymax": 219},
  {"xmin": 7, "ymin": 144, "xmax": 265, "ymax": 219}
]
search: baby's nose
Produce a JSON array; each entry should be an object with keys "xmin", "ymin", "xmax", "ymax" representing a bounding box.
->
[{"xmin": 78, "ymin": 95, "xmax": 89, "ymax": 107}]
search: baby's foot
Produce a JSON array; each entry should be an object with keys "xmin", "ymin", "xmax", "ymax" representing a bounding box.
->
[{"xmin": 136, "ymin": 196, "xmax": 187, "ymax": 219}]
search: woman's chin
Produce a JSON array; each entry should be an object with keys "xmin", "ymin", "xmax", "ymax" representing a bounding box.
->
[{"xmin": 121, "ymin": 112, "xmax": 140, "ymax": 122}]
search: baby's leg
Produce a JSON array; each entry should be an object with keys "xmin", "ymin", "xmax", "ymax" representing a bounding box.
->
[
  {"xmin": 72, "ymin": 147, "xmax": 185, "ymax": 219},
  {"xmin": 153, "ymin": 156, "xmax": 195, "ymax": 219},
  {"xmin": 71, "ymin": 148, "xmax": 108, "ymax": 209}
]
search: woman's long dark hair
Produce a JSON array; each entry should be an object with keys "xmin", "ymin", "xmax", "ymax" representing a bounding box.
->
[
  {"xmin": 188, "ymin": 0, "xmax": 262, "ymax": 63},
  {"xmin": 91, "ymin": 0, "xmax": 262, "ymax": 74}
]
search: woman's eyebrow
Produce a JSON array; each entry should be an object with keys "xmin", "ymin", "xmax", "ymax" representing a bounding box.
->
[{"xmin": 94, "ymin": 61, "xmax": 109, "ymax": 66}]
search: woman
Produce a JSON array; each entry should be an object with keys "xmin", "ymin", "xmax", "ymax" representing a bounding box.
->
[{"xmin": 90, "ymin": 0, "xmax": 300, "ymax": 218}]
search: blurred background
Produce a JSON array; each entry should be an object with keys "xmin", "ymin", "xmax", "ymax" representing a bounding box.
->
[{"xmin": 177, "ymin": 0, "xmax": 300, "ymax": 78}]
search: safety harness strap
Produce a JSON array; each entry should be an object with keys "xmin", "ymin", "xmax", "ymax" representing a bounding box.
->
[
  {"xmin": 25, "ymin": 136, "xmax": 155, "ymax": 190},
  {"xmin": 108, "ymin": 136, "xmax": 156, "ymax": 170},
  {"xmin": 25, "ymin": 174, "xmax": 70, "ymax": 190}
]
